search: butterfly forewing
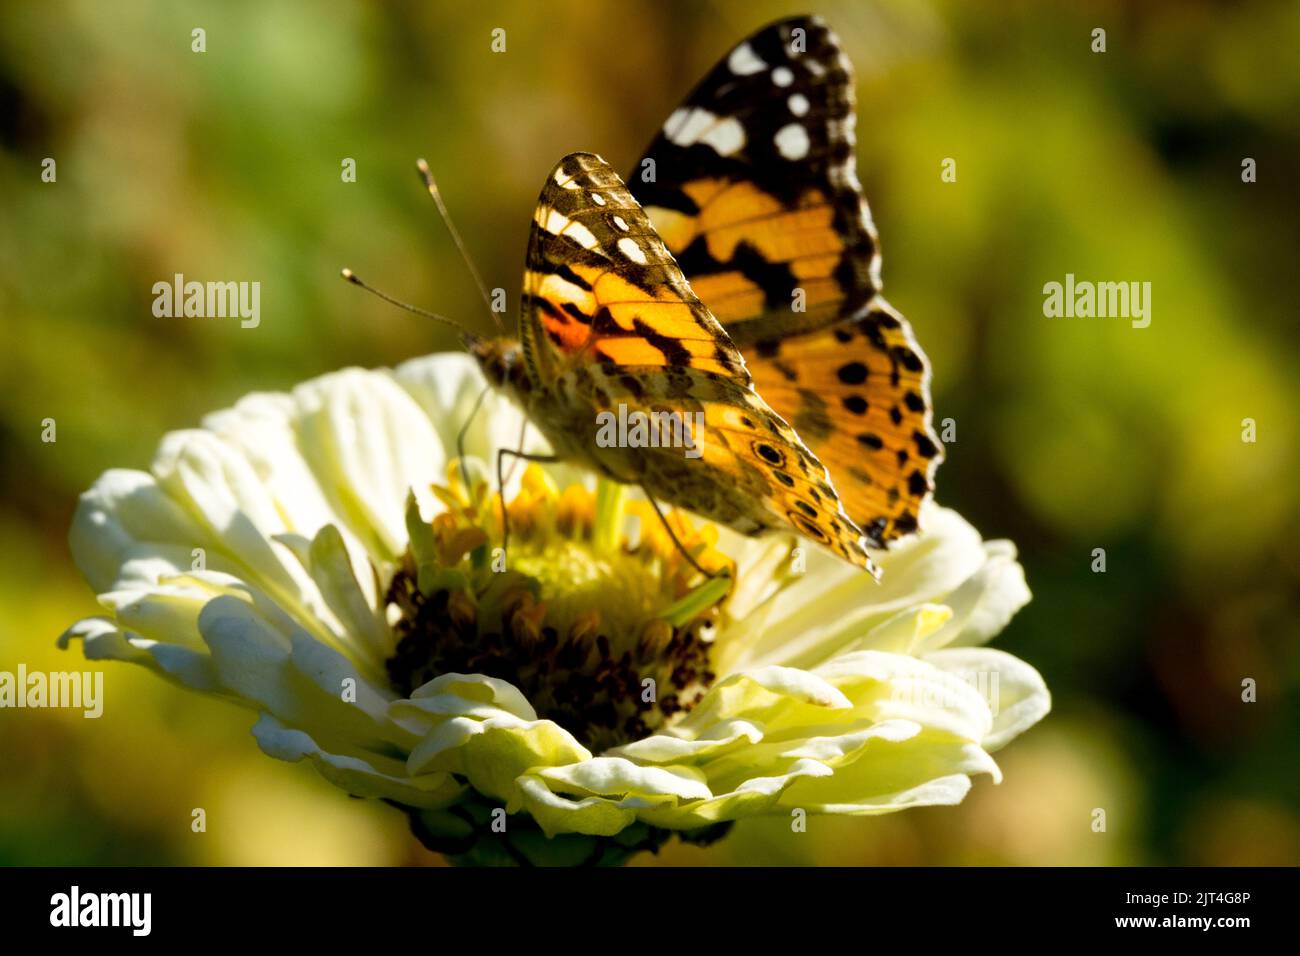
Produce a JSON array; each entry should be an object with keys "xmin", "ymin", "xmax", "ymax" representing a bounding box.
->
[
  {"xmin": 633, "ymin": 15, "xmax": 878, "ymax": 341},
  {"xmin": 518, "ymin": 152, "xmax": 878, "ymax": 575}
]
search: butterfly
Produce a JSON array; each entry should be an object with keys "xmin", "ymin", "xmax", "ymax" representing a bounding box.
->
[{"xmin": 466, "ymin": 16, "xmax": 940, "ymax": 578}]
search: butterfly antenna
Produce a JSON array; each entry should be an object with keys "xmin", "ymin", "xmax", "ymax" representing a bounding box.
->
[
  {"xmin": 416, "ymin": 158, "xmax": 503, "ymax": 332},
  {"xmin": 339, "ymin": 268, "xmax": 476, "ymax": 337}
]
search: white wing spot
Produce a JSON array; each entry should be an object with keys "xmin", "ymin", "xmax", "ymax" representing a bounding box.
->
[
  {"xmin": 612, "ymin": 215, "xmax": 629, "ymax": 231},
  {"xmin": 663, "ymin": 107, "xmax": 693, "ymax": 140},
  {"xmin": 539, "ymin": 207, "xmax": 570, "ymax": 234},
  {"xmin": 774, "ymin": 123, "xmax": 810, "ymax": 160},
  {"xmin": 728, "ymin": 42, "xmax": 767, "ymax": 76},
  {"xmin": 773, "ymin": 66, "xmax": 794, "ymax": 87},
  {"xmin": 538, "ymin": 272, "xmax": 593, "ymax": 305},
  {"xmin": 788, "ymin": 93, "xmax": 810, "ymax": 116},
  {"xmin": 566, "ymin": 220, "xmax": 599, "ymax": 249},
  {"xmin": 618, "ymin": 237, "xmax": 647, "ymax": 264},
  {"xmin": 666, "ymin": 107, "xmax": 717, "ymax": 146},
  {"xmin": 701, "ymin": 116, "xmax": 746, "ymax": 156},
  {"xmin": 665, "ymin": 106, "xmax": 747, "ymax": 156},
  {"xmin": 590, "ymin": 192, "xmax": 606, "ymax": 206}
]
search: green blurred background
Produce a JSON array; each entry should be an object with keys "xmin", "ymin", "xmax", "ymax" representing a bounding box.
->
[{"xmin": 1, "ymin": 0, "xmax": 1297, "ymax": 865}]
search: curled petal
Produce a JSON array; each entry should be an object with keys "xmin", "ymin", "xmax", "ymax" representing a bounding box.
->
[
  {"xmin": 252, "ymin": 714, "xmax": 462, "ymax": 809},
  {"xmin": 919, "ymin": 541, "xmax": 1032, "ymax": 652},
  {"xmin": 511, "ymin": 775, "xmax": 640, "ymax": 838},
  {"xmin": 406, "ymin": 715, "xmax": 591, "ymax": 802},
  {"xmin": 717, "ymin": 505, "xmax": 996, "ymax": 673},
  {"xmin": 70, "ymin": 469, "xmax": 210, "ymax": 593},
  {"xmin": 605, "ymin": 720, "xmax": 764, "ymax": 765},
  {"xmin": 924, "ymin": 647, "xmax": 1051, "ymax": 750},
  {"xmin": 58, "ymin": 616, "xmax": 223, "ymax": 694},
  {"xmin": 779, "ymin": 732, "xmax": 1000, "ymax": 813}
]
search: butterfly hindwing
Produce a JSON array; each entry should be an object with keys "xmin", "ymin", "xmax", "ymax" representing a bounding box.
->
[
  {"xmin": 745, "ymin": 298, "xmax": 941, "ymax": 546},
  {"xmin": 518, "ymin": 152, "xmax": 878, "ymax": 575},
  {"xmin": 631, "ymin": 15, "xmax": 943, "ymax": 548}
]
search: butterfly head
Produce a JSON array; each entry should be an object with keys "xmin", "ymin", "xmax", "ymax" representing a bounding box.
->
[{"xmin": 467, "ymin": 334, "xmax": 529, "ymax": 395}]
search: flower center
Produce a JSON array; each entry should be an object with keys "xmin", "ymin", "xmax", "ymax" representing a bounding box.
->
[{"xmin": 384, "ymin": 464, "xmax": 734, "ymax": 753}]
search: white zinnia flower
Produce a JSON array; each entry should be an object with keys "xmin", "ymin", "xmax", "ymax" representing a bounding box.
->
[{"xmin": 60, "ymin": 353, "xmax": 1049, "ymax": 865}]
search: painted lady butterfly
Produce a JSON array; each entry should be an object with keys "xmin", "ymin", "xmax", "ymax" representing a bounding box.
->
[{"xmin": 471, "ymin": 16, "xmax": 941, "ymax": 578}]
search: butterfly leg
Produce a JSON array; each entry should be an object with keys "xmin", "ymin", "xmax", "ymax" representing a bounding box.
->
[
  {"xmin": 502, "ymin": 416, "xmax": 529, "ymax": 486},
  {"xmin": 496, "ymin": 447, "xmax": 561, "ymax": 560},
  {"xmin": 640, "ymin": 485, "xmax": 729, "ymax": 581},
  {"xmin": 455, "ymin": 383, "xmax": 493, "ymax": 467}
]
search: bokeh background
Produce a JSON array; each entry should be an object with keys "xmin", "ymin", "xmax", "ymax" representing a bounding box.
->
[{"xmin": 1, "ymin": 0, "xmax": 1297, "ymax": 865}]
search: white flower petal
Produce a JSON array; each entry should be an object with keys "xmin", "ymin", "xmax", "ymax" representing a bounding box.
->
[
  {"xmin": 392, "ymin": 353, "xmax": 527, "ymax": 464},
  {"xmin": 203, "ymin": 392, "xmax": 343, "ymax": 540},
  {"xmin": 406, "ymin": 715, "xmax": 591, "ymax": 802},
  {"xmin": 924, "ymin": 647, "xmax": 1051, "ymax": 750},
  {"xmin": 251, "ymin": 714, "xmax": 462, "ymax": 809},
  {"xmin": 535, "ymin": 757, "xmax": 712, "ymax": 802},
  {"xmin": 919, "ymin": 541, "xmax": 1033, "ymax": 651},
  {"xmin": 391, "ymin": 353, "xmax": 595, "ymax": 495},
  {"xmin": 390, "ymin": 695, "xmax": 524, "ymax": 726},
  {"xmin": 58, "ymin": 617, "xmax": 223, "ymax": 693},
  {"xmin": 69, "ymin": 468, "xmax": 209, "ymax": 592},
  {"xmin": 605, "ymin": 720, "xmax": 764, "ymax": 764},
  {"xmin": 753, "ymin": 718, "xmax": 922, "ymax": 764},
  {"xmin": 97, "ymin": 581, "xmax": 215, "ymax": 650},
  {"xmin": 292, "ymin": 368, "xmax": 447, "ymax": 558},
  {"xmin": 674, "ymin": 665, "xmax": 852, "ymax": 738},
  {"xmin": 837, "ymin": 603, "xmax": 952, "ymax": 657},
  {"xmin": 151, "ymin": 428, "xmax": 325, "ymax": 620},
  {"xmin": 689, "ymin": 719, "xmax": 924, "ymax": 797},
  {"xmin": 814, "ymin": 650, "xmax": 995, "ymax": 743},
  {"xmin": 716, "ymin": 504, "xmax": 989, "ymax": 672},
  {"xmin": 511, "ymin": 775, "xmax": 639, "ymax": 837},
  {"xmin": 779, "ymin": 730, "xmax": 999, "ymax": 813},
  {"xmin": 197, "ymin": 594, "xmax": 395, "ymax": 741},
  {"xmin": 636, "ymin": 758, "xmax": 835, "ymax": 829},
  {"xmin": 409, "ymin": 672, "xmax": 538, "ymax": 720},
  {"xmin": 303, "ymin": 523, "xmax": 391, "ymax": 665}
]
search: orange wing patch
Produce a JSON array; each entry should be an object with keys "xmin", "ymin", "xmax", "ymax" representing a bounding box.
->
[{"xmin": 644, "ymin": 183, "xmax": 850, "ymax": 332}]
